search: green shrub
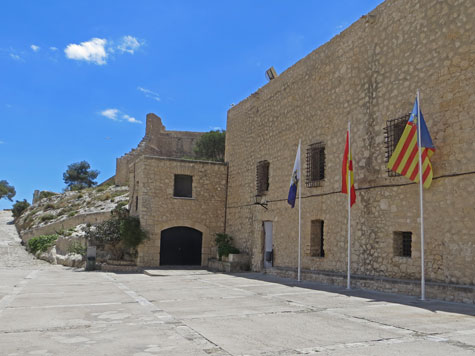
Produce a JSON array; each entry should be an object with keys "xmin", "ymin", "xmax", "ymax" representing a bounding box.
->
[
  {"xmin": 96, "ymin": 186, "xmax": 106, "ymax": 193},
  {"xmin": 76, "ymin": 194, "xmax": 84, "ymax": 199},
  {"xmin": 120, "ymin": 216, "xmax": 148, "ymax": 249},
  {"xmin": 215, "ymin": 233, "xmax": 239, "ymax": 260},
  {"xmin": 40, "ymin": 214, "xmax": 55, "ymax": 222},
  {"xmin": 68, "ymin": 211, "xmax": 77, "ymax": 217},
  {"xmin": 28, "ymin": 234, "xmax": 58, "ymax": 253},
  {"xmin": 98, "ymin": 192, "xmax": 112, "ymax": 201},
  {"xmin": 12, "ymin": 199, "xmax": 30, "ymax": 219},
  {"xmin": 39, "ymin": 191, "xmax": 57, "ymax": 200},
  {"xmin": 68, "ymin": 241, "xmax": 86, "ymax": 256},
  {"xmin": 44, "ymin": 203, "xmax": 56, "ymax": 211},
  {"xmin": 115, "ymin": 201, "xmax": 128, "ymax": 209}
]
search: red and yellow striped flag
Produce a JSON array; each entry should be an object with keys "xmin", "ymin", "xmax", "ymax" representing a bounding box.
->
[
  {"xmin": 388, "ymin": 98, "xmax": 435, "ymax": 189},
  {"xmin": 342, "ymin": 131, "xmax": 356, "ymax": 207}
]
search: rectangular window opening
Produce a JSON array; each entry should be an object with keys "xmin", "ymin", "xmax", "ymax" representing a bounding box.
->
[
  {"xmin": 384, "ymin": 113, "xmax": 410, "ymax": 177},
  {"xmin": 174, "ymin": 174, "xmax": 193, "ymax": 198},
  {"xmin": 306, "ymin": 142, "xmax": 325, "ymax": 187},
  {"xmin": 256, "ymin": 160, "xmax": 270, "ymax": 195},
  {"xmin": 393, "ymin": 231, "xmax": 412, "ymax": 257},
  {"xmin": 309, "ymin": 219, "xmax": 325, "ymax": 257}
]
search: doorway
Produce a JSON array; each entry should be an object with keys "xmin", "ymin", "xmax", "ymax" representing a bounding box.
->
[
  {"xmin": 160, "ymin": 227, "xmax": 202, "ymax": 266},
  {"xmin": 263, "ymin": 221, "xmax": 273, "ymax": 268}
]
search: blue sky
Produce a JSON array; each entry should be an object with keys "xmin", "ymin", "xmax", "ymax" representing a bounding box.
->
[{"xmin": 0, "ymin": 0, "xmax": 383, "ymax": 209}]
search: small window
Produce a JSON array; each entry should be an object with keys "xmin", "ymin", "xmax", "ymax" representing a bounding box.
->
[
  {"xmin": 384, "ymin": 114, "xmax": 410, "ymax": 177},
  {"xmin": 306, "ymin": 142, "xmax": 325, "ymax": 187},
  {"xmin": 309, "ymin": 219, "xmax": 324, "ymax": 257},
  {"xmin": 393, "ymin": 231, "xmax": 412, "ymax": 257},
  {"xmin": 174, "ymin": 174, "xmax": 193, "ymax": 198},
  {"xmin": 256, "ymin": 160, "xmax": 270, "ymax": 195}
]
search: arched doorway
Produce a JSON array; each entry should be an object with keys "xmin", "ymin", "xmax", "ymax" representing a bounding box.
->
[{"xmin": 160, "ymin": 227, "xmax": 203, "ymax": 266}]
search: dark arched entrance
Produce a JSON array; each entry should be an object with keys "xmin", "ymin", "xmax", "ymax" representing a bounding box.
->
[{"xmin": 160, "ymin": 227, "xmax": 202, "ymax": 266}]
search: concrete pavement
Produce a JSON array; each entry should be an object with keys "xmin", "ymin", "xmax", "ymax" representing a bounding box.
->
[{"xmin": 1, "ymin": 211, "xmax": 474, "ymax": 355}]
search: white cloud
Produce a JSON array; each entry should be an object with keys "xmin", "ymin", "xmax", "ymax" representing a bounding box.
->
[
  {"xmin": 117, "ymin": 35, "xmax": 142, "ymax": 54},
  {"xmin": 123, "ymin": 114, "xmax": 142, "ymax": 124},
  {"xmin": 100, "ymin": 108, "xmax": 142, "ymax": 124},
  {"xmin": 100, "ymin": 108, "xmax": 119, "ymax": 120},
  {"xmin": 9, "ymin": 53, "xmax": 23, "ymax": 61},
  {"xmin": 49, "ymin": 46, "xmax": 58, "ymax": 51},
  {"xmin": 30, "ymin": 44, "xmax": 40, "ymax": 52},
  {"xmin": 137, "ymin": 86, "xmax": 160, "ymax": 102},
  {"xmin": 65, "ymin": 38, "xmax": 107, "ymax": 65}
]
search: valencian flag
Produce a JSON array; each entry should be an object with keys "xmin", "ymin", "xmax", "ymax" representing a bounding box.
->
[
  {"xmin": 387, "ymin": 97, "xmax": 435, "ymax": 188},
  {"xmin": 287, "ymin": 142, "xmax": 301, "ymax": 208},
  {"xmin": 341, "ymin": 131, "xmax": 356, "ymax": 207}
]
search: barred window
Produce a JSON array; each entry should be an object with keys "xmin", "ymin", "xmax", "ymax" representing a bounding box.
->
[
  {"xmin": 256, "ymin": 160, "xmax": 270, "ymax": 195},
  {"xmin": 384, "ymin": 113, "xmax": 410, "ymax": 177},
  {"xmin": 393, "ymin": 231, "xmax": 412, "ymax": 257},
  {"xmin": 306, "ymin": 142, "xmax": 325, "ymax": 187},
  {"xmin": 309, "ymin": 219, "xmax": 325, "ymax": 257}
]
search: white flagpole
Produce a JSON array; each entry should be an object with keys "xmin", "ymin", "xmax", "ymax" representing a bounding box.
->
[
  {"xmin": 347, "ymin": 122, "xmax": 351, "ymax": 290},
  {"xmin": 298, "ymin": 139, "xmax": 302, "ymax": 282},
  {"xmin": 417, "ymin": 90, "xmax": 425, "ymax": 300}
]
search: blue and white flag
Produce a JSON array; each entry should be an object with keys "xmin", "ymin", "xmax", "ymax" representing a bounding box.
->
[{"xmin": 287, "ymin": 142, "xmax": 301, "ymax": 208}]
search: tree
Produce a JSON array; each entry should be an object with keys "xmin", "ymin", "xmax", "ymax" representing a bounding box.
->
[
  {"xmin": 12, "ymin": 199, "xmax": 30, "ymax": 219},
  {"xmin": 0, "ymin": 180, "xmax": 16, "ymax": 201},
  {"xmin": 63, "ymin": 161, "xmax": 100, "ymax": 190},
  {"xmin": 193, "ymin": 130, "xmax": 225, "ymax": 162}
]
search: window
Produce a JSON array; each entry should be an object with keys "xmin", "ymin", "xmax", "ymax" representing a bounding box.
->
[
  {"xmin": 393, "ymin": 231, "xmax": 412, "ymax": 257},
  {"xmin": 256, "ymin": 160, "xmax": 270, "ymax": 195},
  {"xmin": 174, "ymin": 174, "xmax": 193, "ymax": 198},
  {"xmin": 135, "ymin": 196, "xmax": 138, "ymax": 211},
  {"xmin": 309, "ymin": 219, "xmax": 324, "ymax": 257},
  {"xmin": 384, "ymin": 113, "xmax": 410, "ymax": 177},
  {"xmin": 306, "ymin": 142, "xmax": 325, "ymax": 187}
]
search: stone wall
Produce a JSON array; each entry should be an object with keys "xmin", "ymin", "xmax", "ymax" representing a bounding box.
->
[
  {"xmin": 225, "ymin": 0, "xmax": 475, "ymax": 298},
  {"xmin": 129, "ymin": 156, "xmax": 227, "ymax": 267},
  {"xmin": 115, "ymin": 113, "xmax": 204, "ymax": 185},
  {"xmin": 20, "ymin": 211, "xmax": 112, "ymax": 243}
]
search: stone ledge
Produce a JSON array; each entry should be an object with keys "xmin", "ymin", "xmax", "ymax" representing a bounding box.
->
[
  {"xmin": 208, "ymin": 258, "xmax": 250, "ymax": 273},
  {"xmin": 266, "ymin": 266, "xmax": 475, "ymax": 304}
]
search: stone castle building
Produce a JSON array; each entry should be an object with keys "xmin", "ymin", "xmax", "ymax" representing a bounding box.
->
[{"xmin": 120, "ymin": 0, "xmax": 474, "ymax": 303}]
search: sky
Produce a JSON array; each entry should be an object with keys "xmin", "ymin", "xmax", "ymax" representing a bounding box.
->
[{"xmin": 0, "ymin": 0, "xmax": 384, "ymax": 209}]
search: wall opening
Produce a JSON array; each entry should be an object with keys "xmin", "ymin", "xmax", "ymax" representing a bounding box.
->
[
  {"xmin": 174, "ymin": 174, "xmax": 193, "ymax": 198},
  {"xmin": 393, "ymin": 231, "xmax": 412, "ymax": 257},
  {"xmin": 306, "ymin": 143, "xmax": 325, "ymax": 187},
  {"xmin": 309, "ymin": 219, "xmax": 324, "ymax": 257},
  {"xmin": 160, "ymin": 226, "xmax": 202, "ymax": 265}
]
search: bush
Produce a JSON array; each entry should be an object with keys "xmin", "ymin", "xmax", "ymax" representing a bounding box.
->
[
  {"xmin": 12, "ymin": 199, "xmax": 30, "ymax": 219},
  {"xmin": 68, "ymin": 241, "xmax": 86, "ymax": 256},
  {"xmin": 44, "ymin": 203, "xmax": 57, "ymax": 211},
  {"xmin": 67, "ymin": 211, "xmax": 77, "ymax": 217},
  {"xmin": 28, "ymin": 234, "xmax": 58, "ymax": 253},
  {"xmin": 40, "ymin": 214, "xmax": 55, "ymax": 222},
  {"xmin": 215, "ymin": 233, "xmax": 239, "ymax": 260},
  {"xmin": 39, "ymin": 191, "xmax": 57, "ymax": 200},
  {"xmin": 116, "ymin": 201, "xmax": 128, "ymax": 209},
  {"xmin": 120, "ymin": 216, "xmax": 147, "ymax": 249}
]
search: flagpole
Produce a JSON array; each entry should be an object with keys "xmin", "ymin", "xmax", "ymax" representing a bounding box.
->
[
  {"xmin": 298, "ymin": 139, "xmax": 302, "ymax": 282},
  {"xmin": 347, "ymin": 122, "xmax": 351, "ymax": 290},
  {"xmin": 417, "ymin": 90, "xmax": 425, "ymax": 301}
]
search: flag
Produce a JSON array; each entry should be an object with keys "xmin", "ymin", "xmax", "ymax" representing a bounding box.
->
[
  {"xmin": 287, "ymin": 142, "xmax": 301, "ymax": 208},
  {"xmin": 387, "ymin": 97, "xmax": 435, "ymax": 189},
  {"xmin": 342, "ymin": 131, "xmax": 356, "ymax": 207}
]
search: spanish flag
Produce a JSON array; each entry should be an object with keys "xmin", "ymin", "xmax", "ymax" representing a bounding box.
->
[
  {"xmin": 388, "ymin": 98, "xmax": 435, "ymax": 189},
  {"xmin": 342, "ymin": 131, "xmax": 356, "ymax": 207}
]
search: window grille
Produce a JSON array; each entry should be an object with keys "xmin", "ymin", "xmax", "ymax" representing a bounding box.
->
[
  {"xmin": 309, "ymin": 219, "xmax": 325, "ymax": 257},
  {"xmin": 306, "ymin": 142, "xmax": 325, "ymax": 187},
  {"xmin": 384, "ymin": 113, "xmax": 410, "ymax": 177},
  {"xmin": 393, "ymin": 231, "xmax": 412, "ymax": 257},
  {"xmin": 256, "ymin": 160, "xmax": 270, "ymax": 195},
  {"xmin": 174, "ymin": 174, "xmax": 193, "ymax": 198}
]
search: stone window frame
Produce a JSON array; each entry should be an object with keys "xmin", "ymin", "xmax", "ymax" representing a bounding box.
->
[
  {"xmin": 173, "ymin": 174, "xmax": 193, "ymax": 198},
  {"xmin": 256, "ymin": 160, "xmax": 270, "ymax": 195},
  {"xmin": 384, "ymin": 113, "xmax": 410, "ymax": 177},
  {"xmin": 305, "ymin": 142, "xmax": 325, "ymax": 188},
  {"xmin": 309, "ymin": 219, "xmax": 325, "ymax": 258},
  {"xmin": 393, "ymin": 231, "xmax": 412, "ymax": 258}
]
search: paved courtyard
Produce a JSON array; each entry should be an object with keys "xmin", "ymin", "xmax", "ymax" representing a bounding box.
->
[{"xmin": 0, "ymin": 211, "xmax": 474, "ymax": 356}]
